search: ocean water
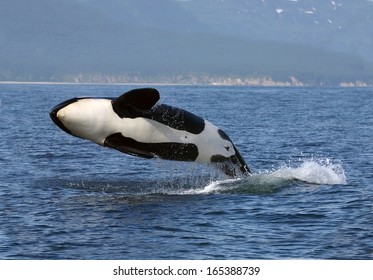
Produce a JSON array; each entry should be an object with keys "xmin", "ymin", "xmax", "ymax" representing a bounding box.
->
[{"xmin": 0, "ymin": 84, "xmax": 372, "ymax": 259}]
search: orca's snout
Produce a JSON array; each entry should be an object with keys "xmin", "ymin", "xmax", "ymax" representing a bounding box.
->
[{"xmin": 50, "ymin": 98, "xmax": 79, "ymax": 135}]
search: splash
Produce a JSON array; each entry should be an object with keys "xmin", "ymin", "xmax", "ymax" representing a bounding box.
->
[
  {"xmin": 181, "ymin": 178, "xmax": 240, "ymax": 195},
  {"xmin": 270, "ymin": 158, "xmax": 347, "ymax": 185},
  {"xmin": 59, "ymin": 158, "xmax": 347, "ymax": 196},
  {"xmin": 183, "ymin": 158, "xmax": 347, "ymax": 195}
]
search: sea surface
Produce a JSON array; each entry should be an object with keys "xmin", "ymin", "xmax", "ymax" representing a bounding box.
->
[{"xmin": 0, "ymin": 84, "xmax": 372, "ymax": 259}]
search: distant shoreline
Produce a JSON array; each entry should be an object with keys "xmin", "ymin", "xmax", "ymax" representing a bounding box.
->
[
  {"xmin": 1, "ymin": 73, "xmax": 371, "ymax": 87},
  {"xmin": 0, "ymin": 80, "xmax": 371, "ymax": 87}
]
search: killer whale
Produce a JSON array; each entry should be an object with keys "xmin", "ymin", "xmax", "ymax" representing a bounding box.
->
[{"xmin": 50, "ymin": 88, "xmax": 250, "ymax": 177}]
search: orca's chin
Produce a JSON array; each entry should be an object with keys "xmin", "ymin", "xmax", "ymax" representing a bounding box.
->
[{"xmin": 49, "ymin": 98, "xmax": 79, "ymax": 135}]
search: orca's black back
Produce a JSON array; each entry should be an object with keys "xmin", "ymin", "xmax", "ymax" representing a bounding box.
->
[{"xmin": 148, "ymin": 104, "xmax": 205, "ymax": 134}]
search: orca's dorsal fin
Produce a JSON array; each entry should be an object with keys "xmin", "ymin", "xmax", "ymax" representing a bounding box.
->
[{"xmin": 112, "ymin": 88, "xmax": 160, "ymax": 118}]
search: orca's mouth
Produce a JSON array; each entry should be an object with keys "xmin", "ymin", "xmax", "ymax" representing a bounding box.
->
[{"xmin": 49, "ymin": 98, "xmax": 80, "ymax": 135}]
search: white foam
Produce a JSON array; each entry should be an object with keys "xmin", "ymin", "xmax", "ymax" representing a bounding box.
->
[
  {"xmin": 270, "ymin": 159, "xmax": 347, "ymax": 185},
  {"xmin": 181, "ymin": 178, "xmax": 240, "ymax": 195}
]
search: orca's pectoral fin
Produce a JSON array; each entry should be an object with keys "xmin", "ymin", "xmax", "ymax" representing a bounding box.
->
[
  {"xmin": 211, "ymin": 154, "xmax": 251, "ymax": 178},
  {"xmin": 217, "ymin": 162, "xmax": 250, "ymax": 178},
  {"xmin": 104, "ymin": 133, "xmax": 155, "ymax": 159},
  {"xmin": 219, "ymin": 163, "xmax": 238, "ymax": 178}
]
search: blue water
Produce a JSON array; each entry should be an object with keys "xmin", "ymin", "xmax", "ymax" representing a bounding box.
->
[{"xmin": 0, "ymin": 84, "xmax": 372, "ymax": 259}]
